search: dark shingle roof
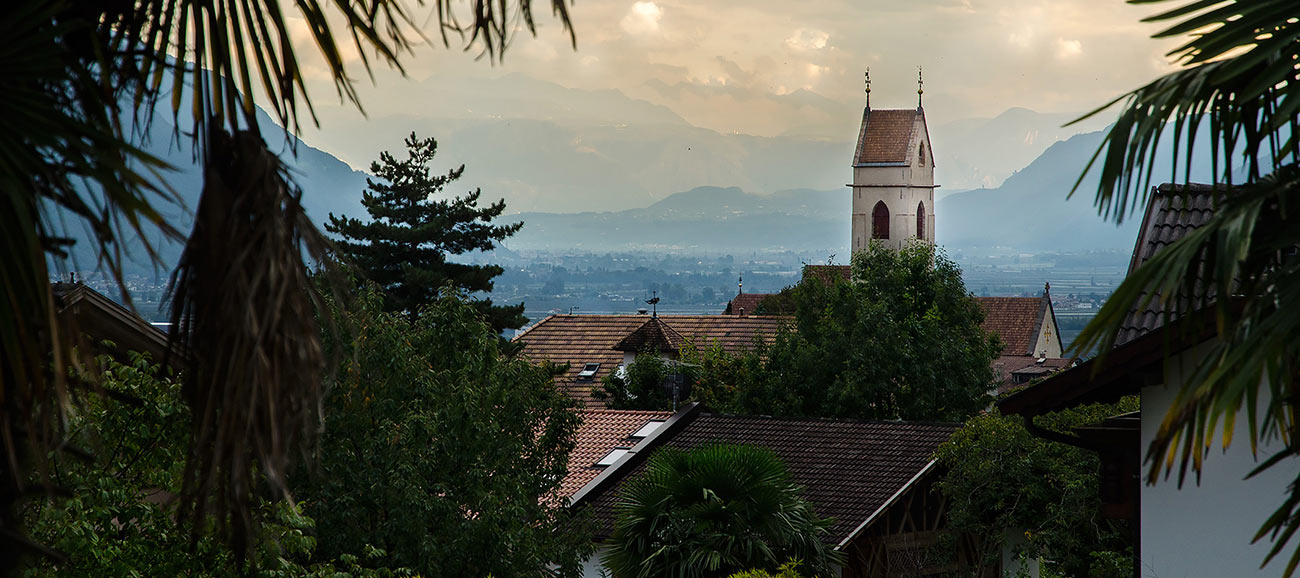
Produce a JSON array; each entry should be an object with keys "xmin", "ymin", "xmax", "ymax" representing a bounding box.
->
[
  {"xmin": 853, "ymin": 109, "xmax": 921, "ymax": 166},
  {"xmin": 1117, "ymin": 184, "xmax": 1218, "ymax": 345},
  {"xmin": 514, "ymin": 315, "xmax": 789, "ymax": 408},
  {"xmin": 584, "ymin": 413, "xmax": 958, "ymax": 542},
  {"xmin": 561, "ymin": 409, "xmax": 672, "ymax": 500},
  {"xmin": 976, "ymin": 296, "xmax": 1047, "ymax": 356}
]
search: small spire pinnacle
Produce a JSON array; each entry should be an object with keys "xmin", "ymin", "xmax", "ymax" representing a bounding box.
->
[
  {"xmin": 864, "ymin": 68, "xmax": 871, "ymax": 109},
  {"xmin": 738, "ymin": 275, "xmax": 743, "ymax": 296},
  {"xmin": 917, "ymin": 66, "xmax": 924, "ymax": 108}
]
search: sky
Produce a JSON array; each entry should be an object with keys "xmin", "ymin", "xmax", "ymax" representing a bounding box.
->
[{"xmin": 289, "ymin": 0, "xmax": 1184, "ymax": 160}]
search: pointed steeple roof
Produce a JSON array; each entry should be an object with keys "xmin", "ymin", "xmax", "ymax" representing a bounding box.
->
[
  {"xmin": 852, "ymin": 108, "xmax": 926, "ymax": 167},
  {"xmin": 613, "ymin": 317, "xmax": 686, "ymax": 353}
]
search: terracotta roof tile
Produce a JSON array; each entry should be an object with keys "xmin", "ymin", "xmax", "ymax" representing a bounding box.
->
[
  {"xmin": 976, "ymin": 296, "xmax": 1046, "ymax": 356},
  {"xmin": 992, "ymin": 355, "xmax": 1074, "ymax": 394},
  {"xmin": 584, "ymin": 413, "xmax": 958, "ymax": 542},
  {"xmin": 561, "ymin": 409, "xmax": 672, "ymax": 499},
  {"xmin": 802, "ymin": 265, "xmax": 851, "ymax": 284},
  {"xmin": 854, "ymin": 109, "xmax": 919, "ymax": 166},
  {"xmin": 514, "ymin": 315, "xmax": 790, "ymax": 408},
  {"xmin": 723, "ymin": 293, "xmax": 772, "ymax": 315},
  {"xmin": 1117, "ymin": 184, "xmax": 1218, "ymax": 345}
]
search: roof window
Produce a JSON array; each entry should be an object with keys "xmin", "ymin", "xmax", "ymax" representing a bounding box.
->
[
  {"xmin": 595, "ymin": 448, "xmax": 630, "ymax": 467},
  {"xmin": 577, "ymin": 363, "xmax": 600, "ymax": 381},
  {"xmin": 631, "ymin": 420, "xmax": 666, "ymax": 438}
]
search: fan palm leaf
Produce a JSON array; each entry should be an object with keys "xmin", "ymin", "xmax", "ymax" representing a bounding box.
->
[
  {"xmin": 604, "ymin": 444, "xmax": 842, "ymax": 578},
  {"xmin": 1071, "ymin": 0, "xmax": 1300, "ymax": 573}
]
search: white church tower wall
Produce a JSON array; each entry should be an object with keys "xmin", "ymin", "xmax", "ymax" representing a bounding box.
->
[{"xmin": 849, "ymin": 70, "xmax": 937, "ymax": 254}]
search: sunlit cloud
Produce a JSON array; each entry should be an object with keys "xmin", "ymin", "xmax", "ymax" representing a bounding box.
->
[
  {"xmin": 621, "ymin": 2, "xmax": 663, "ymax": 36},
  {"xmin": 786, "ymin": 28, "xmax": 830, "ymax": 51},
  {"xmin": 1055, "ymin": 37, "xmax": 1083, "ymax": 60}
]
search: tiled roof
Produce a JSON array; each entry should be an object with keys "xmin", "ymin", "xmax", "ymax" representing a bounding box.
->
[
  {"xmin": 561, "ymin": 409, "xmax": 672, "ymax": 500},
  {"xmin": 992, "ymin": 355, "xmax": 1074, "ymax": 393},
  {"xmin": 1117, "ymin": 184, "xmax": 1218, "ymax": 345},
  {"xmin": 723, "ymin": 293, "xmax": 772, "ymax": 315},
  {"xmin": 583, "ymin": 412, "xmax": 958, "ymax": 542},
  {"xmin": 514, "ymin": 315, "xmax": 790, "ymax": 409},
  {"xmin": 976, "ymin": 296, "xmax": 1046, "ymax": 356},
  {"xmin": 613, "ymin": 317, "xmax": 686, "ymax": 352},
  {"xmin": 854, "ymin": 109, "xmax": 919, "ymax": 166},
  {"xmin": 802, "ymin": 264, "xmax": 851, "ymax": 284}
]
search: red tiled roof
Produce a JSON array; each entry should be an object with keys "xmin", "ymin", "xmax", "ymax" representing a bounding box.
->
[
  {"xmin": 561, "ymin": 409, "xmax": 672, "ymax": 499},
  {"xmin": 992, "ymin": 355, "xmax": 1074, "ymax": 393},
  {"xmin": 1117, "ymin": 184, "xmax": 1217, "ymax": 345},
  {"xmin": 976, "ymin": 296, "xmax": 1046, "ymax": 356},
  {"xmin": 514, "ymin": 315, "xmax": 790, "ymax": 409},
  {"xmin": 613, "ymin": 317, "xmax": 685, "ymax": 352},
  {"xmin": 582, "ymin": 412, "xmax": 959, "ymax": 542},
  {"xmin": 854, "ymin": 109, "xmax": 919, "ymax": 165},
  {"xmin": 723, "ymin": 293, "xmax": 772, "ymax": 315},
  {"xmin": 802, "ymin": 264, "xmax": 851, "ymax": 284}
]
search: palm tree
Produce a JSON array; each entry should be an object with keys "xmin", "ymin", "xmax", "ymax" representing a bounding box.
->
[
  {"xmin": 0, "ymin": 0, "xmax": 574, "ymax": 567},
  {"xmin": 603, "ymin": 444, "xmax": 842, "ymax": 578},
  {"xmin": 1071, "ymin": 0, "xmax": 1299, "ymax": 573}
]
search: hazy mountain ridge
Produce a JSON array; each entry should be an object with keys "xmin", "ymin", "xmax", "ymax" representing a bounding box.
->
[{"xmin": 307, "ymin": 74, "xmax": 1099, "ymax": 213}]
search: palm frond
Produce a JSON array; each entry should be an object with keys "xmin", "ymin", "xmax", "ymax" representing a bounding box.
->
[
  {"xmin": 1071, "ymin": 1, "xmax": 1300, "ymax": 572},
  {"xmin": 167, "ymin": 128, "xmax": 329, "ymax": 562}
]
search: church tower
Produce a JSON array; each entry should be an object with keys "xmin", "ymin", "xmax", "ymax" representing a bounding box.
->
[{"xmin": 850, "ymin": 69, "xmax": 936, "ymax": 254}]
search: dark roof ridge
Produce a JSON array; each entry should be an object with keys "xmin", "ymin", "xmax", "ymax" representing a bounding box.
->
[{"xmin": 697, "ymin": 411, "xmax": 960, "ymax": 428}]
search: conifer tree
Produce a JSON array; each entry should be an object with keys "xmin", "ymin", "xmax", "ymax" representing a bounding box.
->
[{"xmin": 326, "ymin": 132, "xmax": 526, "ymax": 331}]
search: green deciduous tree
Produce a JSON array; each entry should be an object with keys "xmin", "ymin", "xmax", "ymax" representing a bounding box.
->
[
  {"xmin": 326, "ymin": 133, "xmax": 526, "ymax": 331},
  {"xmin": 735, "ymin": 241, "xmax": 999, "ymax": 421},
  {"xmin": 934, "ymin": 399, "xmax": 1139, "ymax": 578},
  {"xmin": 20, "ymin": 350, "xmax": 417, "ymax": 578},
  {"xmin": 604, "ymin": 445, "xmax": 841, "ymax": 578},
  {"xmin": 296, "ymin": 286, "xmax": 590, "ymax": 577},
  {"xmin": 1071, "ymin": 0, "xmax": 1300, "ymax": 573}
]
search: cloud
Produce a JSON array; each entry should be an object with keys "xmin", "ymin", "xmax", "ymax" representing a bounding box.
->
[
  {"xmin": 621, "ymin": 2, "xmax": 663, "ymax": 36},
  {"xmin": 786, "ymin": 28, "xmax": 830, "ymax": 51},
  {"xmin": 1055, "ymin": 37, "xmax": 1083, "ymax": 60}
]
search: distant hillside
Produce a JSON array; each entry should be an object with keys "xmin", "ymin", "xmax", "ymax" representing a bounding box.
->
[
  {"xmin": 310, "ymin": 74, "xmax": 1102, "ymax": 213},
  {"xmin": 936, "ymin": 126, "xmax": 1219, "ymax": 251},
  {"xmin": 504, "ymin": 186, "xmax": 848, "ymax": 253},
  {"xmin": 53, "ymin": 102, "xmax": 370, "ymax": 277}
]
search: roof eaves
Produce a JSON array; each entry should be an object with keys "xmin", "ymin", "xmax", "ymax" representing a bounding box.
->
[
  {"xmin": 854, "ymin": 161, "xmax": 908, "ymax": 168},
  {"xmin": 836, "ymin": 459, "xmax": 938, "ymax": 549}
]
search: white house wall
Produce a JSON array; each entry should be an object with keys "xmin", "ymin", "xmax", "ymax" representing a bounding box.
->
[{"xmin": 1141, "ymin": 354, "xmax": 1299, "ymax": 578}]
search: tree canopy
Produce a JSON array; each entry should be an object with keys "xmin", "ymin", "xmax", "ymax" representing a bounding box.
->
[
  {"xmin": 604, "ymin": 444, "xmax": 841, "ymax": 578},
  {"xmin": 296, "ymin": 286, "xmax": 590, "ymax": 577},
  {"xmin": 326, "ymin": 133, "xmax": 525, "ymax": 331},
  {"xmin": 728, "ymin": 241, "xmax": 999, "ymax": 422},
  {"xmin": 934, "ymin": 399, "xmax": 1139, "ymax": 578},
  {"xmin": 1070, "ymin": 0, "xmax": 1300, "ymax": 572}
]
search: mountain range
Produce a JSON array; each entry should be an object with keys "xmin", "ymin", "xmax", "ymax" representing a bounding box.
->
[{"xmin": 53, "ymin": 72, "xmax": 1184, "ymax": 277}]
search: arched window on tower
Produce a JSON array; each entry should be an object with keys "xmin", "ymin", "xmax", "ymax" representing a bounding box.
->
[
  {"xmin": 919, "ymin": 142, "xmax": 926, "ymax": 166},
  {"xmin": 916, "ymin": 201, "xmax": 926, "ymax": 239},
  {"xmin": 872, "ymin": 201, "xmax": 890, "ymax": 240}
]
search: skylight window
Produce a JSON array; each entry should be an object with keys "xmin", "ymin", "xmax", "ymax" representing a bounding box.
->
[
  {"xmin": 595, "ymin": 448, "xmax": 630, "ymax": 467},
  {"xmin": 577, "ymin": 363, "xmax": 601, "ymax": 381},
  {"xmin": 631, "ymin": 420, "xmax": 665, "ymax": 438}
]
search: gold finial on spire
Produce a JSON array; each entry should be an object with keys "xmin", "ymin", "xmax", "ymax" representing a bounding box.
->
[
  {"xmin": 917, "ymin": 66, "xmax": 924, "ymax": 107},
  {"xmin": 864, "ymin": 68, "xmax": 871, "ymax": 109}
]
